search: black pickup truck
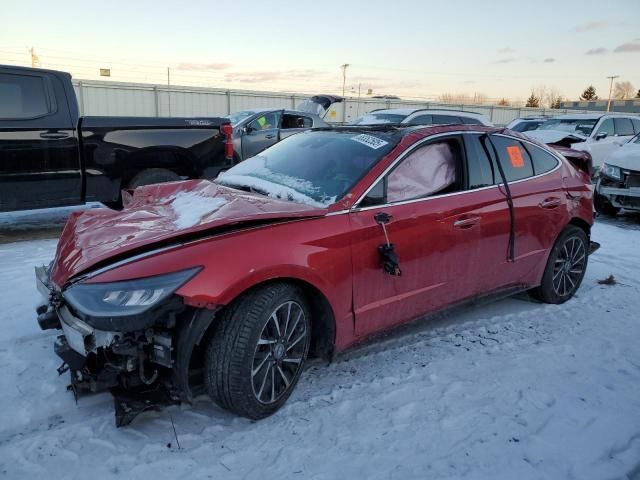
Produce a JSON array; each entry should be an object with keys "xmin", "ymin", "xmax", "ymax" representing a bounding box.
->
[{"xmin": 0, "ymin": 65, "xmax": 232, "ymax": 211}]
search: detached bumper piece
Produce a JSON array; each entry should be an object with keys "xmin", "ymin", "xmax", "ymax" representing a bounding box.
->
[
  {"xmin": 589, "ymin": 241, "xmax": 601, "ymax": 255},
  {"xmin": 112, "ymin": 385, "xmax": 180, "ymax": 428}
]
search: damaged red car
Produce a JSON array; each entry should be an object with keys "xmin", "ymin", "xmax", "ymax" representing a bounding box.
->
[{"xmin": 35, "ymin": 125, "xmax": 596, "ymax": 425}]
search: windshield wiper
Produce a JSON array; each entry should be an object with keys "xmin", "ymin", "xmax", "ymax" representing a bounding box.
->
[{"xmin": 219, "ymin": 181, "xmax": 270, "ymax": 197}]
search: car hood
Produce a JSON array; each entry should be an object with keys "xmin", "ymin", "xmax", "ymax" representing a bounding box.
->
[
  {"xmin": 606, "ymin": 143, "xmax": 640, "ymax": 171},
  {"xmin": 50, "ymin": 180, "xmax": 327, "ymax": 287},
  {"xmin": 525, "ymin": 129, "xmax": 588, "ymax": 145}
]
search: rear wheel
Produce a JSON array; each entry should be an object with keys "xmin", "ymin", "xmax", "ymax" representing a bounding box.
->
[
  {"xmin": 205, "ymin": 283, "xmax": 311, "ymax": 419},
  {"xmin": 594, "ymin": 192, "xmax": 620, "ymax": 216},
  {"xmin": 530, "ymin": 226, "xmax": 589, "ymax": 304}
]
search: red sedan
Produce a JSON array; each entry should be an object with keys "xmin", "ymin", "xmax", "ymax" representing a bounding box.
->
[{"xmin": 36, "ymin": 125, "xmax": 595, "ymax": 425}]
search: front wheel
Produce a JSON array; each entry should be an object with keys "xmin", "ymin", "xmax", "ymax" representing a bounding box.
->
[
  {"xmin": 205, "ymin": 283, "xmax": 311, "ymax": 419},
  {"xmin": 530, "ymin": 226, "xmax": 589, "ymax": 304}
]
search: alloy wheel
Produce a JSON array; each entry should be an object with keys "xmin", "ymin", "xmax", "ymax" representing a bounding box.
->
[
  {"xmin": 552, "ymin": 236, "xmax": 586, "ymax": 298},
  {"xmin": 251, "ymin": 301, "xmax": 307, "ymax": 404}
]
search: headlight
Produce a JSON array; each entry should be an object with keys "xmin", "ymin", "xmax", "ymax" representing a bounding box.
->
[
  {"xmin": 600, "ymin": 164, "xmax": 621, "ymax": 180},
  {"xmin": 63, "ymin": 267, "xmax": 201, "ymax": 319}
]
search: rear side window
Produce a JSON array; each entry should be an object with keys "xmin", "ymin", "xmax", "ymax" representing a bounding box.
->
[
  {"xmin": 490, "ymin": 136, "xmax": 534, "ymax": 182},
  {"xmin": 463, "ymin": 134, "xmax": 495, "ymax": 188},
  {"xmin": 461, "ymin": 116, "xmax": 482, "ymax": 125},
  {"xmin": 614, "ymin": 118, "xmax": 635, "ymax": 136},
  {"xmin": 524, "ymin": 143, "xmax": 559, "ymax": 175},
  {"xmin": 0, "ymin": 73, "xmax": 50, "ymax": 119},
  {"xmin": 632, "ymin": 119, "xmax": 640, "ymax": 134},
  {"xmin": 406, "ymin": 114, "xmax": 433, "ymax": 125},
  {"xmin": 432, "ymin": 114, "xmax": 461, "ymax": 124}
]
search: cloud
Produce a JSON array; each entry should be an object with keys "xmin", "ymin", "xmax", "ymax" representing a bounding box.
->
[
  {"xmin": 497, "ymin": 47, "xmax": 514, "ymax": 54},
  {"xmin": 586, "ymin": 47, "xmax": 608, "ymax": 55},
  {"xmin": 177, "ymin": 62, "xmax": 232, "ymax": 71},
  {"xmin": 543, "ymin": 58, "xmax": 556, "ymax": 63},
  {"xmin": 223, "ymin": 69, "xmax": 324, "ymax": 84},
  {"xmin": 614, "ymin": 40, "xmax": 640, "ymax": 53},
  {"xmin": 495, "ymin": 57, "xmax": 518, "ymax": 64},
  {"xmin": 573, "ymin": 21, "xmax": 608, "ymax": 32}
]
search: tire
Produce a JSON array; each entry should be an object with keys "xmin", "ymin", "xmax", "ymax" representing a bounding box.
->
[
  {"xmin": 594, "ymin": 192, "xmax": 620, "ymax": 216},
  {"xmin": 205, "ymin": 283, "xmax": 311, "ymax": 419},
  {"xmin": 530, "ymin": 226, "xmax": 589, "ymax": 304},
  {"xmin": 128, "ymin": 168, "xmax": 181, "ymax": 189}
]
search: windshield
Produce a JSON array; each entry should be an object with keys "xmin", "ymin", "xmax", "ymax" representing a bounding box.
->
[
  {"xmin": 226, "ymin": 110, "xmax": 259, "ymax": 126},
  {"xmin": 510, "ymin": 120, "xmax": 544, "ymax": 132},
  {"xmin": 538, "ymin": 118, "xmax": 597, "ymax": 136},
  {"xmin": 351, "ymin": 113, "xmax": 407, "ymax": 125},
  {"xmin": 216, "ymin": 130, "xmax": 399, "ymax": 206}
]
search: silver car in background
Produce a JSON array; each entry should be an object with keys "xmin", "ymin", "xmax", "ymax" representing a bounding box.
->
[
  {"xmin": 349, "ymin": 108, "xmax": 493, "ymax": 126},
  {"xmin": 228, "ymin": 95, "xmax": 343, "ymax": 161}
]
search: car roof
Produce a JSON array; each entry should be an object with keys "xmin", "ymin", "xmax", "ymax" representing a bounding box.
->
[
  {"xmin": 548, "ymin": 113, "xmax": 604, "ymax": 120},
  {"xmin": 369, "ymin": 108, "xmax": 485, "ymax": 118}
]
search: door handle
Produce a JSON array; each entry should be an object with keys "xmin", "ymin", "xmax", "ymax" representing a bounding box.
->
[
  {"xmin": 265, "ymin": 134, "xmax": 276, "ymax": 139},
  {"xmin": 539, "ymin": 197, "xmax": 562, "ymax": 209},
  {"xmin": 453, "ymin": 216, "xmax": 481, "ymax": 229},
  {"xmin": 40, "ymin": 132, "xmax": 70, "ymax": 139}
]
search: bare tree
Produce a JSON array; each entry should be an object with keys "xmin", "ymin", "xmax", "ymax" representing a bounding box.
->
[
  {"xmin": 437, "ymin": 92, "xmax": 490, "ymax": 105},
  {"xmin": 545, "ymin": 88, "xmax": 563, "ymax": 109},
  {"xmin": 613, "ymin": 81, "xmax": 636, "ymax": 100},
  {"xmin": 497, "ymin": 98, "xmax": 510, "ymax": 106}
]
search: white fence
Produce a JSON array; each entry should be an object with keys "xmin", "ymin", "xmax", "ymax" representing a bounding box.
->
[{"xmin": 72, "ymin": 79, "xmax": 598, "ymax": 126}]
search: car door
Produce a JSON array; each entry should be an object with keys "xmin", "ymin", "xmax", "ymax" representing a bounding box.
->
[
  {"xmin": 349, "ymin": 134, "xmax": 487, "ymax": 338},
  {"xmin": 0, "ymin": 69, "xmax": 80, "ymax": 211},
  {"xmin": 470, "ymin": 134, "xmax": 566, "ymax": 292},
  {"xmin": 241, "ymin": 110, "xmax": 282, "ymax": 159}
]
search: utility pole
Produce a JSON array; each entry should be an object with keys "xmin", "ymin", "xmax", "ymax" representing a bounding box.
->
[
  {"xmin": 606, "ymin": 75, "xmax": 619, "ymax": 112},
  {"xmin": 29, "ymin": 47, "xmax": 40, "ymax": 67},
  {"xmin": 340, "ymin": 64, "xmax": 350, "ymax": 98},
  {"xmin": 167, "ymin": 67, "xmax": 172, "ymax": 117}
]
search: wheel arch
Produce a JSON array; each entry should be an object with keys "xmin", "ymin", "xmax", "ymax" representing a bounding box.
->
[{"xmin": 568, "ymin": 217, "xmax": 591, "ymax": 239}]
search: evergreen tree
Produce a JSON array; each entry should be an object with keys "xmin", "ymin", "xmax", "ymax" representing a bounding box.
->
[
  {"xmin": 580, "ymin": 85, "xmax": 598, "ymax": 101},
  {"xmin": 525, "ymin": 92, "xmax": 540, "ymax": 107},
  {"xmin": 551, "ymin": 96, "xmax": 563, "ymax": 109},
  {"xmin": 636, "ymin": 89, "xmax": 640, "ymax": 99}
]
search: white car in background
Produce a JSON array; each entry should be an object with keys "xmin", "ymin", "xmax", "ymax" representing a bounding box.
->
[
  {"xmin": 350, "ymin": 108, "xmax": 493, "ymax": 126},
  {"xmin": 594, "ymin": 133, "xmax": 640, "ymax": 215},
  {"xmin": 525, "ymin": 114, "xmax": 640, "ymax": 168},
  {"xmin": 505, "ymin": 116, "xmax": 549, "ymax": 132}
]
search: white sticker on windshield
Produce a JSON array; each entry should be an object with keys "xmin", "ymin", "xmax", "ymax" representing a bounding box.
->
[{"xmin": 351, "ymin": 134, "xmax": 389, "ymax": 150}]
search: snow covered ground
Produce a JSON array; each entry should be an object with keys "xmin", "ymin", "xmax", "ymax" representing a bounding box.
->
[{"xmin": 0, "ymin": 219, "xmax": 639, "ymax": 479}]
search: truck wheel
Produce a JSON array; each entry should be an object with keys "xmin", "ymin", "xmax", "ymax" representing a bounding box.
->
[
  {"xmin": 205, "ymin": 283, "xmax": 311, "ymax": 419},
  {"xmin": 128, "ymin": 168, "xmax": 181, "ymax": 189},
  {"xmin": 530, "ymin": 226, "xmax": 589, "ymax": 304},
  {"xmin": 594, "ymin": 192, "xmax": 620, "ymax": 216}
]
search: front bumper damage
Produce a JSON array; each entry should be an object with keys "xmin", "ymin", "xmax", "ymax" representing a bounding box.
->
[
  {"xmin": 596, "ymin": 171, "xmax": 640, "ymax": 211},
  {"xmin": 35, "ymin": 265, "xmax": 217, "ymax": 426}
]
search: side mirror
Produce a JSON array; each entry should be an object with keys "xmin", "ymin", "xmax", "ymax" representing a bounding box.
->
[
  {"xmin": 244, "ymin": 125, "xmax": 254, "ymax": 134},
  {"xmin": 595, "ymin": 132, "xmax": 608, "ymax": 141}
]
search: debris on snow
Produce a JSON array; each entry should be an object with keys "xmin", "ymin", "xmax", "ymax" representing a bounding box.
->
[{"xmin": 598, "ymin": 274, "xmax": 617, "ymax": 285}]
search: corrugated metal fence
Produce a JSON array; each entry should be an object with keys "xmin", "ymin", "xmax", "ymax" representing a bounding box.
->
[{"xmin": 72, "ymin": 79, "xmax": 598, "ymax": 126}]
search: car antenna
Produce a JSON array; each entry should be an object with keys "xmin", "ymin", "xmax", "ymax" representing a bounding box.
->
[{"xmin": 479, "ymin": 131, "xmax": 515, "ymax": 262}]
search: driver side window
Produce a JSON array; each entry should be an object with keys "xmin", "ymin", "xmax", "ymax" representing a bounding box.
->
[
  {"xmin": 386, "ymin": 139, "xmax": 462, "ymax": 203},
  {"xmin": 596, "ymin": 118, "xmax": 614, "ymax": 137},
  {"xmin": 250, "ymin": 112, "xmax": 280, "ymax": 131}
]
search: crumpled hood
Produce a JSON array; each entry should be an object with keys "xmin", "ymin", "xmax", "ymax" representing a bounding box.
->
[
  {"xmin": 525, "ymin": 129, "xmax": 587, "ymax": 145},
  {"xmin": 50, "ymin": 180, "xmax": 326, "ymax": 287},
  {"xmin": 605, "ymin": 143, "xmax": 640, "ymax": 171}
]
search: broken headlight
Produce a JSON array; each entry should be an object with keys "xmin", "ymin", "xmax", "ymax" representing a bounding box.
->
[
  {"xmin": 600, "ymin": 163, "xmax": 621, "ymax": 180},
  {"xmin": 63, "ymin": 267, "xmax": 201, "ymax": 319}
]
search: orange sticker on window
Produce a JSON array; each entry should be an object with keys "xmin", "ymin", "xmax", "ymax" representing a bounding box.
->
[{"xmin": 506, "ymin": 145, "xmax": 524, "ymax": 168}]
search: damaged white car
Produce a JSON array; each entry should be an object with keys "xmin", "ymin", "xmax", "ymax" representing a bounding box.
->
[
  {"xmin": 594, "ymin": 132, "xmax": 640, "ymax": 215},
  {"xmin": 526, "ymin": 114, "xmax": 640, "ymax": 169}
]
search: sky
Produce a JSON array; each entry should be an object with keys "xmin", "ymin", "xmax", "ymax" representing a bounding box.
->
[{"xmin": 1, "ymin": 0, "xmax": 639, "ymax": 102}]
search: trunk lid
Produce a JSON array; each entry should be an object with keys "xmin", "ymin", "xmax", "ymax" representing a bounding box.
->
[
  {"xmin": 296, "ymin": 95, "xmax": 344, "ymax": 119},
  {"xmin": 50, "ymin": 179, "xmax": 326, "ymax": 287}
]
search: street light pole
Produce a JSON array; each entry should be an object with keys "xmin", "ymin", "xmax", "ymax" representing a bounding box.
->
[
  {"xmin": 340, "ymin": 64, "xmax": 350, "ymax": 98},
  {"xmin": 606, "ymin": 75, "xmax": 619, "ymax": 112}
]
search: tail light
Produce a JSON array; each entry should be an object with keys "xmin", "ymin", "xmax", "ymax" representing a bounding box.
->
[{"xmin": 222, "ymin": 123, "xmax": 233, "ymax": 160}]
